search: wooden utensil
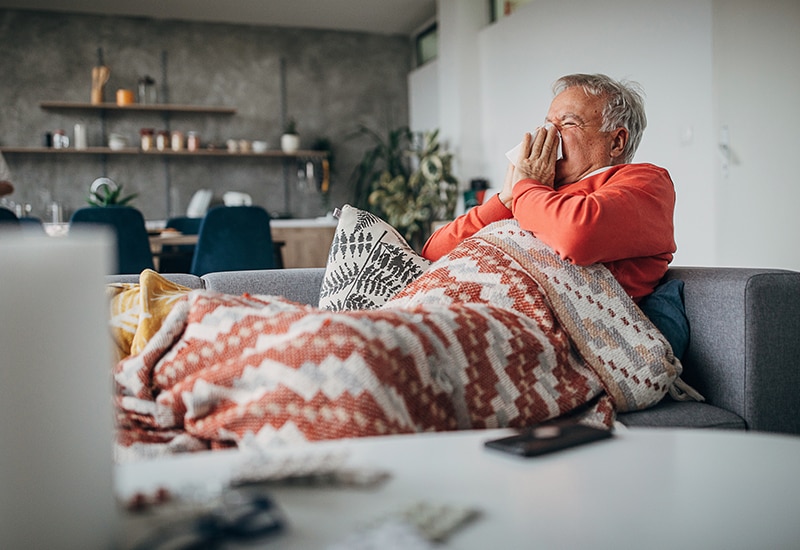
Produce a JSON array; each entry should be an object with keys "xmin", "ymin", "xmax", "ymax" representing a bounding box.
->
[{"xmin": 91, "ymin": 65, "xmax": 110, "ymax": 104}]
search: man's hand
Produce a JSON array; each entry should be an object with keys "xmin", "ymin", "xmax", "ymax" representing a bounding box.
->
[
  {"xmin": 514, "ymin": 126, "xmax": 559, "ymax": 187},
  {"xmin": 498, "ymin": 127, "xmax": 559, "ymax": 209}
]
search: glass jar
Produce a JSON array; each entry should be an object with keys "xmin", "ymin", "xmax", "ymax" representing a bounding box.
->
[
  {"xmin": 139, "ymin": 128, "xmax": 155, "ymax": 151},
  {"xmin": 170, "ymin": 131, "xmax": 185, "ymax": 152},
  {"xmin": 156, "ymin": 130, "xmax": 170, "ymax": 151},
  {"xmin": 186, "ymin": 131, "xmax": 200, "ymax": 152},
  {"xmin": 137, "ymin": 76, "xmax": 157, "ymax": 104}
]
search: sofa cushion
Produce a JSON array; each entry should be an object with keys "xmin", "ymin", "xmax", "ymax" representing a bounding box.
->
[
  {"xmin": 638, "ymin": 279, "xmax": 690, "ymax": 360},
  {"xmin": 617, "ymin": 399, "xmax": 745, "ymax": 430},
  {"xmin": 318, "ymin": 204, "xmax": 431, "ymax": 310},
  {"xmin": 107, "ymin": 269, "xmax": 192, "ymax": 362}
]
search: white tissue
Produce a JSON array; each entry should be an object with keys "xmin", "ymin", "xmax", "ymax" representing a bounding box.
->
[{"xmin": 505, "ymin": 124, "xmax": 563, "ymax": 164}]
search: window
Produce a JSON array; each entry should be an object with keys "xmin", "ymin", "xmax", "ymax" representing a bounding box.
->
[{"xmin": 415, "ymin": 22, "xmax": 438, "ymax": 67}]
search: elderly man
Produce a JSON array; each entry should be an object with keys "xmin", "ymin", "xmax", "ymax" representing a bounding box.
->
[{"xmin": 422, "ymin": 73, "xmax": 676, "ymax": 302}]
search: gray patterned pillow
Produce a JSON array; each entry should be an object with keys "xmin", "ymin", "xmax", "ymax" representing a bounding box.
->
[{"xmin": 319, "ymin": 205, "xmax": 431, "ymax": 311}]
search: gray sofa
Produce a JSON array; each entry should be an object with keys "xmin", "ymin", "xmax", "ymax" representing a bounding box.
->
[{"xmin": 109, "ymin": 266, "xmax": 800, "ymax": 435}]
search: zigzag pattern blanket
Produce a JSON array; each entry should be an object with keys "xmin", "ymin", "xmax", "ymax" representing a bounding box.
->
[{"xmin": 115, "ymin": 220, "xmax": 681, "ymax": 459}]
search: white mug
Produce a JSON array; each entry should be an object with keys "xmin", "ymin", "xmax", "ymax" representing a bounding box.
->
[{"xmin": 53, "ymin": 131, "xmax": 70, "ymax": 149}]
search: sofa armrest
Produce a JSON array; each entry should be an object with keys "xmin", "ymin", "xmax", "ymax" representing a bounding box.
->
[
  {"xmin": 202, "ymin": 268, "xmax": 325, "ymax": 306},
  {"xmin": 665, "ymin": 267, "xmax": 800, "ymax": 434}
]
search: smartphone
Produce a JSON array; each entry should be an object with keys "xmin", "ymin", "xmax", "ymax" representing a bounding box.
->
[{"xmin": 484, "ymin": 422, "xmax": 612, "ymax": 457}]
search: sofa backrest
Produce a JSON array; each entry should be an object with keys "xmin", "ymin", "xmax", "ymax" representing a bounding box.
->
[
  {"xmin": 107, "ymin": 268, "xmax": 325, "ymax": 306},
  {"xmin": 202, "ymin": 268, "xmax": 324, "ymax": 306}
]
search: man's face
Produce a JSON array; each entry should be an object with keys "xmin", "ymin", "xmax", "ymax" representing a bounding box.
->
[{"xmin": 546, "ymin": 86, "xmax": 617, "ymax": 187}]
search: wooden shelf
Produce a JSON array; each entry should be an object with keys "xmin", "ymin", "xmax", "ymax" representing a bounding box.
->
[
  {"xmin": 0, "ymin": 146, "xmax": 327, "ymax": 158},
  {"xmin": 40, "ymin": 101, "xmax": 236, "ymax": 114}
]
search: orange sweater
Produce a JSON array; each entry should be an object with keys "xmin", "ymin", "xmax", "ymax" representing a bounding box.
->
[{"xmin": 422, "ymin": 163, "xmax": 677, "ymax": 301}]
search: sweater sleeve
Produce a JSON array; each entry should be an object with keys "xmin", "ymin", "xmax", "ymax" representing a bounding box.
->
[
  {"xmin": 510, "ymin": 164, "xmax": 676, "ymax": 266},
  {"xmin": 421, "ymin": 193, "xmax": 513, "ymax": 261}
]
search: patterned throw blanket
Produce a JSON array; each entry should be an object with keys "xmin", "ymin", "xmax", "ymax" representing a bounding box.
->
[{"xmin": 115, "ymin": 220, "xmax": 681, "ymax": 459}]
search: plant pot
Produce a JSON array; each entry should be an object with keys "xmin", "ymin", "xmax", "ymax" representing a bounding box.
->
[{"xmin": 281, "ymin": 133, "xmax": 300, "ymax": 153}]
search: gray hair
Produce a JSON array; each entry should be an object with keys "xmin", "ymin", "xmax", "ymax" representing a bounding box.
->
[{"xmin": 553, "ymin": 74, "xmax": 647, "ymax": 163}]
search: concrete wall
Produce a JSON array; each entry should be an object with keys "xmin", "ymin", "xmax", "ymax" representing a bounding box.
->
[{"xmin": 0, "ymin": 9, "xmax": 412, "ymax": 221}]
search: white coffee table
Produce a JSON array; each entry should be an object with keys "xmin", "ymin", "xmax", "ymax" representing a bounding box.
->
[{"xmin": 116, "ymin": 427, "xmax": 800, "ymax": 549}]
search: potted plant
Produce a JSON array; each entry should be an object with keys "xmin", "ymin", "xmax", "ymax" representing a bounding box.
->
[
  {"xmin": 86, "ymin": 177, "xmax": 137, "ymax": 207},
  {"xmin": 349, "ymin": 126, "xmax": 458, "ymax": 251},
  {"xmin": 281, "ymin": 118, "xmax": 300, "ymax": 153}
]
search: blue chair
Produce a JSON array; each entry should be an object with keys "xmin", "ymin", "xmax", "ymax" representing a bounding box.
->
[
  {"xmin": 157, "ymin": 216, "xmax": 203, "ymax": 273},
  {"xmin": 190, "ymin": 206, "xmax": 278, "ymax": 276},
  {"xmin": 19, "ymin": 216, "xmax": 45, "ymax": 232},
  {"xmin": 0, "ymin": 206, "xmax": 19, "ymax": 225},
  {"xmin": 69, "ymin": 206, "xmax": 155, "ymax": 274}
]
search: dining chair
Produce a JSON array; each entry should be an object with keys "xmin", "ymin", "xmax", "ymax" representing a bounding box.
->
[
  {"xmin": 157, "ymin": 216, "xmax": 203, "ymax": 273},
  {"xmin": 69, "ymin": 206, "xmax": 155, "ymax": 274},
  {"xmin": 0, "ymin": 206, "xmax": 20, "ymax": 225},
  {"xmin": 19, "ymin": 216, "xmax": 45, "ymax": 232},
  {"xmin": 190, "ymin": 205, "xmax": 279, "ymax": 276}
]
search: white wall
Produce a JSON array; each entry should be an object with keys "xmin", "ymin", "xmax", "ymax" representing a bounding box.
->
[
  {"xmin": 435, "ymin": 0, "xmax": 488, "ymax": 180},
  {"xmin": 408, "ymin": 60, "xmax": 440, "ymax": 134},
  {"xmin": 712, "ymin": 0, "xmax": 800, "ymax": 270},
  {"xmin": 420, "ymin": 0, "xmax": 717, "ymax": 266}
]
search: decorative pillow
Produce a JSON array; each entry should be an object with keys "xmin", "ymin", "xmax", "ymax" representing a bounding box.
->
[
  {"xmin": 318, "ymin": 204, "xmax": 431, "ymax": 311},
  {"xmin": 638, "ymin": 279, "xmax": 690, "ymax": 360},
  {"xmin": 107, "ymin": 269, "xmax": 192, "ymax": 362}
]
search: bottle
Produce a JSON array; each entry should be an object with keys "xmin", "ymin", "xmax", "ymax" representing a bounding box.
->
[{"xmin": 74, "ymin": 123, "xmax": 88, "ymax": 150}]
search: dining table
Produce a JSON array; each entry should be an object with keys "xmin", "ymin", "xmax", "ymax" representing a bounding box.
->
[{"xmin": 44, "ymin": 217, "xmax": 337, "ymax": 270}]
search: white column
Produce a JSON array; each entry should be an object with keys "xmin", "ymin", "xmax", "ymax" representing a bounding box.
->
[{"xmin": 437, "ymin": 0, "xmax": 490, "ymax": 186}]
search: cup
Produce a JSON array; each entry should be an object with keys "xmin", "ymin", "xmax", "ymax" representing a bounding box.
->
[{"xmin": 116, "ymin": 88, "xmax": 135, "ymax": 106}]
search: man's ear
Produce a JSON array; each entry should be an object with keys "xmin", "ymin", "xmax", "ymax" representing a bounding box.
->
[{"xmin": 609, "ymin": 127, "xmax": 629, "ymax": 160}]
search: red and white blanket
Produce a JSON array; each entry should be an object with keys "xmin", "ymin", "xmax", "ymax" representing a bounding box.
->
[{"xmin": 114, "ymin": 220, "xmax": 681, "ymax": 459}]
